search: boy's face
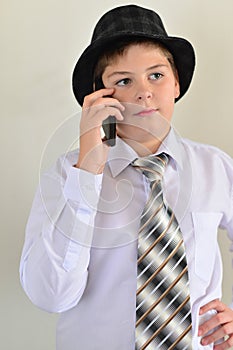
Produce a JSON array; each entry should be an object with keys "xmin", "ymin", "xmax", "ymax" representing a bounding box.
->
[{"xmin": 102, "ymin": 43, "xmax": 180, "ymax": 146}]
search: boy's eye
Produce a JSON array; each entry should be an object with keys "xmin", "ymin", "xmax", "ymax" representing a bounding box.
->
[
  {"xmin": 150, "ymin": 73, "xmax": 163, "ymax": 80},
  {"xmin": 116, "ymin": 78, "xmax": 131, "ymax": 86}
]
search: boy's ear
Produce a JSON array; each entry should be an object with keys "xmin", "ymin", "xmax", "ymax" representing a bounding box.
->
[
  {"xmin": 174, "ymin": 73, "xmax": 180, "ymax": 99},
  {"xmin": 175, "ymin": 80, "xmax": 180, "ymax": 99}
]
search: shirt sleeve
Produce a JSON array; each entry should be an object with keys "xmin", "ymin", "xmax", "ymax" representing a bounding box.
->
[
  {"xmin": 19, "ymin": 155, "xmax": 103, "ymax": 313},
  {"xmin": 222, "ymin": 184, "xmax": 233, "ymax": 309},
  {"xmin": 218, "ymin": 154, "xmax": 233, "ymax": 310}
]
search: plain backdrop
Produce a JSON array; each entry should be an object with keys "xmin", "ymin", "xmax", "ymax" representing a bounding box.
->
[{"xmin": 1, "ymin": 1, "xmax": 233, "ymax": 349}]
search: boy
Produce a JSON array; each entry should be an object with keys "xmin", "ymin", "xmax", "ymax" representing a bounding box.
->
[{"xmin": 20, "ymin": 5, "xmax": 233, "ymax": 350}]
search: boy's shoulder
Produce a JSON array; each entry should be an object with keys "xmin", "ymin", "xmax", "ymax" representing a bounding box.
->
[
  {"xmin": 42, "ymin": 148, "xmax": 80, "ymax": 181},
  {"xmin": 59, "ymin": 148, "xmax": 80, "ymax": 164},
  {"xmin": 180, "ymin": 136, "xmax": 233, "ymax": 168}
]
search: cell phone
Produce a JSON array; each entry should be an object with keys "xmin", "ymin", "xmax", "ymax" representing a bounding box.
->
[{"xmin": 95, "ymin": 77, "xmax": 116, "ymax": 147}]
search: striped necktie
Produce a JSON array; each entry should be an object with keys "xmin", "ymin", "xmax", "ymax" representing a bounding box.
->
[{"xmin": 132, "ymin": 153, "xmax": 192, "ymax": 350}]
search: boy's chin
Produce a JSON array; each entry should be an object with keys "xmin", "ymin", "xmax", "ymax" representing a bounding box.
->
[
  {"xmin": 117, "ymin": 124, "xmax": 170, "ymax": 144},
  {"xmin": 117, "ymin": 117, "xmax": 171, "ymax": 142}
]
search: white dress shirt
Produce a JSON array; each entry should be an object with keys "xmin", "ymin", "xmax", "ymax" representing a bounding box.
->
[{"xmin": 20, "ymin": 128, "xmax": 233, "ymax": 350}]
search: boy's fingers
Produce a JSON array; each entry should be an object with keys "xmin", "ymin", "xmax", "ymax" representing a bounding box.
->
[
  {"xmin": 199, "ymin": 300, "xmax": 224, "ymax": 315},
  {"xmin": 83, "ymin": 88, "xmax": 114, "ymax": 107}
]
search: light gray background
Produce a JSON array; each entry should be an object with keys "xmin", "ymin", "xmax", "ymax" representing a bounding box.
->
[{"xmin": 1, "ymin": 1, "xmax": 233, "ymax": 349}]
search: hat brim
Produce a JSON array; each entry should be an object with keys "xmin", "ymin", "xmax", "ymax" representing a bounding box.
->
[{"xmin": 72, "ymin": 33, "xmax": 195, "ymax": 105}]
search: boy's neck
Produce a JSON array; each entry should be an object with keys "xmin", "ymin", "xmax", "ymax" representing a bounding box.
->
[{"xmin": 119, "ymin": 135, "xmax": 167, "ymax": 157}]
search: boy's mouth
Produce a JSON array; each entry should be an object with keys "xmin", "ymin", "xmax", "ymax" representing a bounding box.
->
[{"xmin": 134, "ymin": 108, "xmax": 158, "ymax": 117}]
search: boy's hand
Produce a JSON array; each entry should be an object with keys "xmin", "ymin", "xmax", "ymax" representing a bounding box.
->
[
  {"xmin": 76, "ymin": 88, "xmax": 124, "ymax": 174},
  {"xmin": 198, "ymin": 299, "xmax": 233, "ymax": 349}
]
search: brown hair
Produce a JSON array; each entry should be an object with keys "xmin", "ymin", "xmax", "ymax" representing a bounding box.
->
[{"xmin": 93, "ymin": 38, "xmax": 178, "ymax": 82}]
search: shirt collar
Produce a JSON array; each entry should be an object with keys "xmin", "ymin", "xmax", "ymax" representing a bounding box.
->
[
  {"xmin": 107, "ymin": 127, "xmax": 183, "ymax": 178},
  {"xmin": 107, "ymin": 137, "xmax": 138, "ymax": 178},
  {"xmin": 156, "ymin": 127, "xmax": 183, "ymax": 170}
]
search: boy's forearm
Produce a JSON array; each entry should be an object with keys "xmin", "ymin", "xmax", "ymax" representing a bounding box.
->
[
  {"xmin": 20, "ymin": 164, "xmax": 103, "ymax": 312},
  {"xmin": 20, "ymin": 231, "xmax": 90, "ymax": 313}
]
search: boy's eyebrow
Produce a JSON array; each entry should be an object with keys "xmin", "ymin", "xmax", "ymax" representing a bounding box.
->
[
  {"xmin": 146, "ymin": 64, "xmax": 169, "ymax": 71},
  {"xmin": 106, "ymin": 64, "xmax": 169, "ymax": 79},
  {"xmin": 106, "ymin": 71, "xmax": 132, "ymax": 79}
]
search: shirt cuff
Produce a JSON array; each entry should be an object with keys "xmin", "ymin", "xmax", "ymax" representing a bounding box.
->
[{"xmin": 63, "ymin": 166, "xmax": 103, "ymax": 210}]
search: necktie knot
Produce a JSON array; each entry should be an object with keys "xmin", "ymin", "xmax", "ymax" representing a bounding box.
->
[{"xmin": 131, "ymin": 153, "xmax": 169, "ymax": 182}]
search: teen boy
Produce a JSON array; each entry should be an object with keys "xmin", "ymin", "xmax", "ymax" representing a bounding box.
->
[{"xmin": 20, "ymin": 5, "xmax": 233, "ymax": 350}]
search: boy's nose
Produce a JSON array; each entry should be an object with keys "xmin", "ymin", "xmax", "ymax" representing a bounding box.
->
[
  {"xmin": 137, "ymin": 91, "xmax": 153, "ymax": 101},
  {"xmin": 135, "ymin": 81, "xmax": 153, "ymax": 101}
]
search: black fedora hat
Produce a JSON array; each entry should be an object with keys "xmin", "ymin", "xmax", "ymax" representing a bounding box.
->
[{"xmin": 72, "ymin": 4, "xmax": 195, "ymax": 105}]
